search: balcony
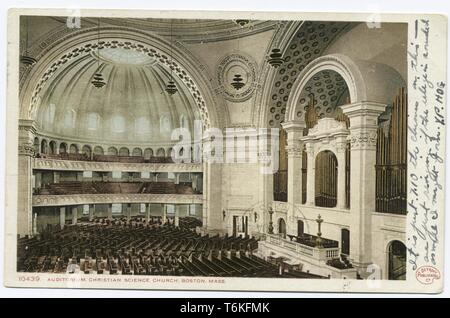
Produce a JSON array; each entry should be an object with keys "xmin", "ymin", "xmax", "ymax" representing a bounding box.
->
[{"xmin": 265, "ymin": 233, "xmax": 339, "ymax": 261}]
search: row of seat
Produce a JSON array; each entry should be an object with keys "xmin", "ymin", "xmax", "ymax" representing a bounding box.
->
[
  {"xmin": 36, "ymin": 181, "xmax": 199, "ymax": 195},
  {"xmin": 37, "ymin": 153, "xmax": 174, "ymax": 164},
  {"xmin": 17, "ymin": 218, "xmax": 322, "ymax": 278}
]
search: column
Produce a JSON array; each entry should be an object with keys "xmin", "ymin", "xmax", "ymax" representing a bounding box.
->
[
  {"xmin": 59, "ymin": 207, "xmax": 66, "ymax": 229},
  {"xmin": 35, "ymin": 172, "xmax": 42, "ymax": 190},
  {"xmin": 281, "ymin": 121, "xmax": 305, "ymax": 235},
  {"xmin": 162, "ymin": 204, "xmax": 167, "ymax": 224},
  {"xmin": 341, "ymin": 102, "xmax": 386, "ymax": 272},
  {"xmin": 305, "ymin": 143, "xmax": 316, "ymax": 206},
  {"xmin": 54, "ymin": 171, "xmax": 60, "ymax": 183},
  {"xmin": 336, "ymin": 138, "xmax": 347, "ymax": 209},
  {"xmin": 174, "ymin": 205, "xmax": 180, "ymax": 227},
  {"xmin": 202, "ymin": 133, "xmax": 223, "ymax": 232},
  {"xmin": 89, "ymin": 204, "xmax": 95, "ymax": 221},
  {"xmin": 71, "ymin": 206, "xmax": 78, "ymax": 225},
  {"xmin": 126, "ymin": 203, "xmax": 131, "ymax": 221},
  {"xmin": 17, "ymin": 119, "xmax": 36, "ymax": 236},
  {"xmin": 107, "ymin": 203, "xmax": 112, "ymax": 220},
  {"xmin": 145, "ymin": 203, "xmax": 150, "ymax": 223}
]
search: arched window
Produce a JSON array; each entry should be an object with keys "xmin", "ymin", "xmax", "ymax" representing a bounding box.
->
[
  {"xmin": 45, "ymin": 104, "xmax": 55, "ymax": 126},
  {"xmin": 144, "ymin": 148, "xmax": 153, "ymax": 159},
  {"xmin": 156, "ymin": 148, "xmax": 165, "ymax": 157},
  {"xmin": 388, "ymin": 240, "xmax": 406, "ymax": 280},
  {"xmin": 33, "ymin": 137, "xmax": 39, "ymax": 154},
  {"xmin": 49, "ymin": 141, "xmax": 57, "ymax": 155},
  {"xmin": 93, "ymin": 146, "xmax": 104, "ymax": 155},
  {"xmin": 108, "ymin": 147, "xmax": 118, "ymax": 156},
  {"xmin": 64, "ymin": 109, "xmax": 76, "ymax": 128},
  {"xmin": 119, "ymin": 147, "xmax": 130, "ymax": 156},
  {"xmin": 179, "ymin": 115, "xmax": 188, "ymax": 129},
  {"xmin": 82, "ymin": 145, "xmax": 92, "ymax": 157},
  {"xmin": 135, "ymin": 117, "xmax": 151, "ymax": 135},
  {"xmin": 160, "ymin": 116, "xmax": 171, "ymax": 135},
  {"xmin": 132, "ymin": 147, "xmax": 143, "ymax": 157},
  {"xmin": 87, "ymin": 112, "xmax": 100, "ymax": 130},
  {"xmin": 315, "ymin": 150, "xmax": 338, "ymax": 208},
  {"xmin": 111, "ymin": 115, "xmax": 126, "ymax": 133},
  {"xmin": 40, "ymin": 139, "xmax": 48, "ymax": 154},
  {"xmin": 69, "ymin": 144, "xmax": 78, "ymax": 154},
  {"xmin": 278, "ymin": 218, "xmax": 287, "ymax": 239},
  {"xmin": 59, "ymin": 142, "xmax": 67, "ymax": 154}
]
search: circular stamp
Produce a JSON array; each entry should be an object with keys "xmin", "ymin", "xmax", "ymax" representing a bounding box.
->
[{"xmin": 415, "ymin": 266, "xmax": 441, "ymax": 284}]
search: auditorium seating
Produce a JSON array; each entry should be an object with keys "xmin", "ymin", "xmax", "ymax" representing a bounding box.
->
[
  {"xmin": 17, "ymin": 218, "xmax": 323, "ymax": 278},
  {"xmin": 35, "ymin": 181, "xmax": 199, "ymax": 195}
]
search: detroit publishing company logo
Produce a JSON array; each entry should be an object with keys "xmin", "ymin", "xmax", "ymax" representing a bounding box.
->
[{"xmin": 415, "ymin": 266, "xmax": 441, "ymax": 285}]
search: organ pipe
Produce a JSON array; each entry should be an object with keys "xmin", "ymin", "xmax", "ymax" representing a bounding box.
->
[{"xmin": 376, "ymin": 87, "xmax": 407, "ymax": 214}]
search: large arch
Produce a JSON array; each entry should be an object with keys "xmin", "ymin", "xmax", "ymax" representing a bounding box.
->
[
  {"xmin": 285, "ymin": 53, "xmax": 406, "ymax": 123},
  {"xmin": 19, "ymin": 26, "xmax": 225, "ymax": 129}
]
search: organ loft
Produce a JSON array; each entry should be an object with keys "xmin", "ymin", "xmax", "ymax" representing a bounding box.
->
[{"xmin": 17, "ymin": 17, "xmax": 407, "ymax": 280}]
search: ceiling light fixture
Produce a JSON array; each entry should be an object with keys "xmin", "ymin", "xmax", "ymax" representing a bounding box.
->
[
  {"xmin": 165, "ymin": 20, "xmax": 178, "ymax": 95},
  {"xmin": 267, "ymin": 48, "xmax": 284, "ymax": 68},
  {"xmin": 234, "ymin": 19, "xmax": 250, "ymax": 28},
  {"xmin": 230, "ymin": 74, "xmax": 245, "ymax": 90},
  {"xmin": 91, "ymin": 17, "xmax": 106, "ymax": 89}
]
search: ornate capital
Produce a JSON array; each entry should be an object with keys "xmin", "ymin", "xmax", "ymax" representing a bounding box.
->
[
  {"xmin": 286, "ymin": 145, "xmax": 303, "ymax": 158},
  {"xmin": 349, "ymin": 131, "xmax": 377, "ymax": 150},
  {"xmin": 18, "ymin": 142, "xmax": 35, "ymax": 156}
]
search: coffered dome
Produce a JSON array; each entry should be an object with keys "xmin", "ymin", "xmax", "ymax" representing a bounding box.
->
[{"xmin": 36, "ymin": 47, "xmax": 200, "ymax": 144}]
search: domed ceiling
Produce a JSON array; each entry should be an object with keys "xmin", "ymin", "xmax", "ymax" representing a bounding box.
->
[{"xmin": 36, "ymin": 47, "xmax": 200, "ymax": 144}]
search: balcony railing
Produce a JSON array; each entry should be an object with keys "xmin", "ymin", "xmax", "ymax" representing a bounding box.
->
[{"xmin": 265, "ymin": 234, "xmax": 340, "ymax": 261}]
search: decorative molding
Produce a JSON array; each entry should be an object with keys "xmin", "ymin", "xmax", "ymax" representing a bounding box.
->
[
  {"xmin": 349, "ymin": 131, "xmax": 378, "ymax": 150},
  {"xmin": 215, "ymin": 52, "xmax": 258, "ymax": 103},
  {"xmin": 33, "ymin": 158, "xmax": 203, "ymax": 173},
  {"xmin": 32, "ymin": 193, "xmax": 203, "ymax": 207},
  {"xmin": 24, "ymin": 33, "xmax": 211, "ymax": 127}
]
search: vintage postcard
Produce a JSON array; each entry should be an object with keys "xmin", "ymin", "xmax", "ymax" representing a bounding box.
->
[{"xmin": 3, "ymin": 8, "xmax": 447, "ymax": 293}]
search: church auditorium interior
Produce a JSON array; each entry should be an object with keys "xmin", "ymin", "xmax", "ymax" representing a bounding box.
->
[{"xmin": 17, "ymin": 17, "xmax": 407, "ymax": 280}]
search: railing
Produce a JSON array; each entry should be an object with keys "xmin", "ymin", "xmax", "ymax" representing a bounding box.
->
[{"xmin": 265, "ymin": 234, "xmax": 339, "ymax": 261}]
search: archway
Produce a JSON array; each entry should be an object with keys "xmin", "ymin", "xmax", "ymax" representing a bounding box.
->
[
  {"xmin": 341, "ymin": 228, "xmax": 350, "ymax": 255},
  {"xmin": 144, "ymin": 148, "xmax": 153, "ymax": 159},
  {"xmin": 119, "ymin": 147, "xmax": 129, "ymax": 156},
  {"xmin": 19, "ymin": 27, "xmax": 225, "ymax": 129},
  {"xmin": 132, "ymin": 147, "xmax": 143, "ymax": 157},
  {"xmin": 48, "ymin": 141, "xmax": 56, "ymax": 155},
  {"xmin": 108, "ymin": 147, "xmax": 118, "ymax": 156},
  {"xmin": 315, "ymin": 150, "xmax": 338, "ymax": 208},
  {"xmin": 285, "ymin": 54, "xmax": 406, "ymax": 124},
  {"xmin": 93, "ymin": 146, "xmax": 104, "ymax": 155},
  {"xmin": 69, "ymin": 144, "xmax": 78, "ymax": 154},
  {"xmin": 388, "ymin": 240, "xmax": 406, "ymax": 280},
  {"xmin": 59, "ymin": 142, "xmax": 67, "ymax": 154},
  {"xmin": 278, "ymin": 218, "xmax": 287, "ymax": 239},
  {"xmin": 40, "ymin": 139, "xmax": 48, "ymax": 154},
  {"xmin": 82, "ymin": 145, "xmax": 92, "ymax": 158}
]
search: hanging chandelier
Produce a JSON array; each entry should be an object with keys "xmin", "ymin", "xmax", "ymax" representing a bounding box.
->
[
  {"xmin": 267, "ymin": 48, "xmax": 284, "ymax": 68},
  {"xmin": 165, "ymin": 21, "xmax": 178, "ymax": 95},
  {"xmin": 20, "ymin": 16, "xmax": 37, "ymax": 66},
  {"xmin": 234, "ymin": 19, "xmax": 250, "ymax": 28},
  {"xmin": 91, "ymin": 17, "xmax": 106, "ymax": 89},
  {"xmin": 230, "ymin": 74, "xmax": 245, "ymax": 90}
]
